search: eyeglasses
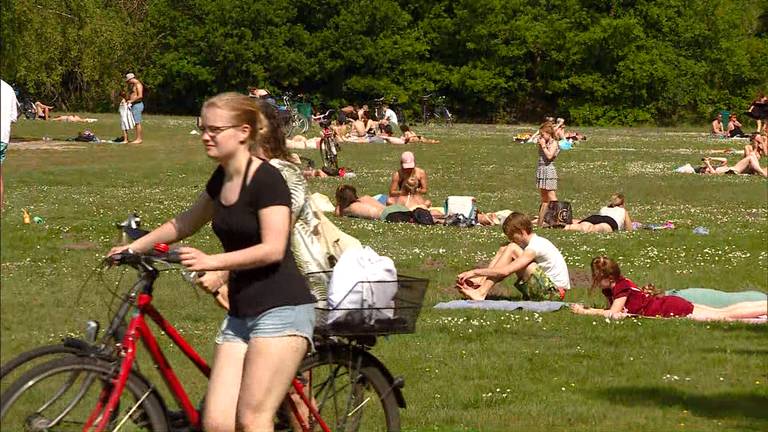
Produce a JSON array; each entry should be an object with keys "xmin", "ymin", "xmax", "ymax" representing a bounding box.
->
[
  {"xmin": 195, "ymin": 117, "xmax": 242, "ymax": 136},
  {"xmin": 197, "ymin": 124, "xmax": 240, "ymax": 136}
]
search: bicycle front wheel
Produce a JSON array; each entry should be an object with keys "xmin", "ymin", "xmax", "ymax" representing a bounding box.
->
[
  {"xmin": 299, "ymin": 345, "xmax": 400, "ymax": 432},
  {"xmin": 0, "ymin": 356, "xmax": 168, "ymax": 431},
  {"xmin": 297, "ymin": 115, "xmax": 309, "ymax": 134}
]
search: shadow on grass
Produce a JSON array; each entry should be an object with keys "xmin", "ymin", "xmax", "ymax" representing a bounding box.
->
[{"xmin": 595, "ymin": 386, "xmax": 768, "ymax": 421}]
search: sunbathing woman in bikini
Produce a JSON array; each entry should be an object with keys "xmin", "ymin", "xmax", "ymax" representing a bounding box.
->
[
  {"xmin": 699, "ymin": 154, "xmax": 767, "ymax": 177},
  {"xmin": 564, "ymin": 193, "xmax": 633, "ymax": 233},
  {"xmin": 401, "ymin": 125, "xmax": 440, "ymax": 144}
]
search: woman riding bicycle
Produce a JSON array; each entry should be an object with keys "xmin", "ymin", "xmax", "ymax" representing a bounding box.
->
[{"xmin": 108, "ymin": 92, "xmax": 315, "ymax": 432}]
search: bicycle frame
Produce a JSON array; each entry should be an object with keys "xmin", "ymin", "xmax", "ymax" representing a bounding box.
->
[{"xmin": 84, "ymin": 264, "xmax": 331, "ymax": 432}]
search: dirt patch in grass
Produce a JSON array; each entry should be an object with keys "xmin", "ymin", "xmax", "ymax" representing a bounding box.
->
[
  {"xmin": 8, "ymin": 141, "xmax": 86, "ymax": 151},
  {"xmin": 569, "ymin": 268, "xmax": 592, "ymax": 289},
  {"xmin": 61, "ymin": 241, "xmax": 99, "ymax": 250}
]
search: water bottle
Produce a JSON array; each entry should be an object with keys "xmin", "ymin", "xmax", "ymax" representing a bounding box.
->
[
  {"xmin": 181, "ymin": 270, "xmax": 199, "ymax": 284},
  {"xmin": 181, "ymin": 270, "xmax": 206, "ymax": 284}
]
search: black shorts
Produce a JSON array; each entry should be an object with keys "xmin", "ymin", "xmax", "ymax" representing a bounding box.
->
[{"xmin": 581, "ymin": 215, "xmax": 618, "ymax": 232}]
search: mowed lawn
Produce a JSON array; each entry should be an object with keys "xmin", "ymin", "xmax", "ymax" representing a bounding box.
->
[{"xmin": 1, "ymin": 114, "xmax": 766, "ymax": 431}]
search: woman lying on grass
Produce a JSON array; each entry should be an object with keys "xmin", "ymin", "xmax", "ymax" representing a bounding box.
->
[
  {"xmin": 570, "ymin": 257, "xmax": 767, "ymax": 321},
  {"xmin": 334, "ymin": 184, "xmax": 385, "ymax": 219},
  {"xmin": 698, "ymin": 154, "xmax": 767, "ymax": 177},
  {"xmin": 564, "ymin": 193, "xmax": 633, "ymax": 233}
]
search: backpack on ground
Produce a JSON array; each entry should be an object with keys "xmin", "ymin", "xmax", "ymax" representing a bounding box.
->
[{"xmin": 543, "ymin": 200, "xmax": 573, "ymax": 227}]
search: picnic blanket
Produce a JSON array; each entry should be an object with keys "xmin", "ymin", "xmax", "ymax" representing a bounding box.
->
[
  {"xmin": 434, "ymin": 300, "xmax": 567, "ymax": 313},
  {"xmin": 666, "ymin": 288, "xmax": 767, "ymax": 308}
]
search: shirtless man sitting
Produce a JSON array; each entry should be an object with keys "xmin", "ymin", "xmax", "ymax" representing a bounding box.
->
[
  {"xmin": 711, "ymin": 113, "xmax": 727, "ymax": 137},
  {"xmin": 387, "ymin": 151, "xmax": 431, "ymax": 208},
  {"xmin": 334, "ymin": 184, "xmax": 385, "ymax": 219}
]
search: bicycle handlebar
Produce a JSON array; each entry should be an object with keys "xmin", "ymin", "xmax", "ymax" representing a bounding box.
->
[{"xmin": 107, "ymin": 247, "xmax": 182, "ymax": 268}]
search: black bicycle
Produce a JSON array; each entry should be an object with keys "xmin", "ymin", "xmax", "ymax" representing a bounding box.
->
[
  {"xmin": 277, "ymin": 92, "xmax": 309, "ymax": 136},
  {"xmin": 420, "ymin": 94, "xmax": 454, "ymax": 126}
]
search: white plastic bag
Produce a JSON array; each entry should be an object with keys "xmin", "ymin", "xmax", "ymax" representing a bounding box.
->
[{"xmin": 327, "ymin": 246, "xmax": 397, "ymax": 324}]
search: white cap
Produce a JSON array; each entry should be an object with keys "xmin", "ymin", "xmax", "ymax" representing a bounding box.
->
[{"xmin": 125, "ymin": 73, "xmax": 136, "ymax": 82}]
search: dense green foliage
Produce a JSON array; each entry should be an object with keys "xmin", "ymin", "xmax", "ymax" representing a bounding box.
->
[{"xmin": 2, "ymin": 0, "xmax": 767, "ymax": 124}]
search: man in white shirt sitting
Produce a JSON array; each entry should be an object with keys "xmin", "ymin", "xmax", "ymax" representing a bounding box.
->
[{"xmin": 456, "ymin": 212, "xmax": 570, "ymax": 301}]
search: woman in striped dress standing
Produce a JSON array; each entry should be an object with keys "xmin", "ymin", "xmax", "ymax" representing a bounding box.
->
[{"xmin": 536, "ymin": 123, "xmax": 560, "ymax": 227}]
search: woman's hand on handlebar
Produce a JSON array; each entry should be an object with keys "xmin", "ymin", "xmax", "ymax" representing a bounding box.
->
[
  {"xmin": 178, "ymin": 246, "xmax": 218, "ymax": 271},
  {"xmin": 106, "ymin": 245, "xmax": 135, "ymax": 261}
]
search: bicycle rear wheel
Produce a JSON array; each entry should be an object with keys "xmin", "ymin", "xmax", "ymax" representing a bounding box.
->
[
  {"xmin": 320, "ymin": 137, "xmax": 338, "ymax": 171},
  {"xmin": 1, "ymin": 356, "xmax": 168, "ymax": 431},
  {"xmin": 299, "ymin": 345, "xmax": 400, "ymax": 431}
]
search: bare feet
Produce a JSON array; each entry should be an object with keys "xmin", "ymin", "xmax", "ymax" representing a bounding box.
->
[
  {"xmin": 456, "ymin": 281, "xmax": 487, "ymax": 301},
  {"xmin": 128, "ymin": 140, "xmax": 143, "ymax": 144}
]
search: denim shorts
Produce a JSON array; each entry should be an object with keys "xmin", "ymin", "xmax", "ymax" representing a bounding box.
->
[
  {"xmin": 130, "ymin": 102, "xmax": 144, "ymax": 123},
  {"xmin": 215, "ymin": 303, "xmax": 316, "ymax": 351}
]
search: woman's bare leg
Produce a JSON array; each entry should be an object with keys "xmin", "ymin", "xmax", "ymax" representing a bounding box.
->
[
  {"xmin": 690, "ymin": 301, "xmax": 767, "ymax": 321},
  {"xmin": 537, "ymin": 190, "xmax": 549, "ymax": 228},
  {"xmin": 203, "ymin": 342, "xmax": 248, "ymax": 432},
  {"xmin": 237, "ymin": 336, "xmax": 309, "ymax": 431},
  {"xmin": 747, "ymin": 155, "xmax": 768, "ymax": 177}
]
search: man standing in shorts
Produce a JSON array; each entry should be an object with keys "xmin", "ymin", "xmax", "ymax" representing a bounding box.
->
[
  {"xmin": 1, "ymin": 79, "xmax": 19, "ymax": 210},
  {"xmin": 125, "ymin": 73, "xmax": 144, "ymax": 144}
]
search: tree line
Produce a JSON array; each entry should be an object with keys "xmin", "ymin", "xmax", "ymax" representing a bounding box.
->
[{"xmin": 2, "ymin": 0, "xmax": 766, "ymax": 125}]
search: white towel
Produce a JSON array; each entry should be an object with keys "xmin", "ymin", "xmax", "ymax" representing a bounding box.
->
[{"xmin": 119, "ymin": 100, "xmax": 135, "ymax": 131}]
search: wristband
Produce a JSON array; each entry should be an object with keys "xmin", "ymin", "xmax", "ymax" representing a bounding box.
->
[{"xmin": 211, "ymin": 287, "xmax": 221, "ymax": 297}]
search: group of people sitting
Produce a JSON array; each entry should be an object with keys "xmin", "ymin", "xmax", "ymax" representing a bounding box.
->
[
  {"xmin": 711, "ymin": 112, "xmax": 749, "ymax": 138},
  {"xmin": 454, "ymin": 212, "xmax": 767, "ymax": 322},
  {"xmin": 332, "ymin": 105, "xmax": 439, "ymax": 145},
  {"xmin": 711, "ymin": 93, "xmax": 768, "ymax": 138}
]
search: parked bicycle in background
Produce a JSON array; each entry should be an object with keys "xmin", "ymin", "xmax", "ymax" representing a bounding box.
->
[
  {"xmin": 278, "ymin": 91, "xmax": 310, "ymax": 136},
  {"xmin": 420, "ymin": 94, "xmax": 454, "ymax": 126}
]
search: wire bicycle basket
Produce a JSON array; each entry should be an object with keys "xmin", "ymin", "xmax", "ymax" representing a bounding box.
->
[{"xmin": 306, "ymin": 272, "xmax": 429, "ymax": 337}]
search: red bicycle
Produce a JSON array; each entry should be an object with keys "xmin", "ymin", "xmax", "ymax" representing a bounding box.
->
[{"xmin": 0, "ymin": 246, "xmax": 428, "ymax": 431}]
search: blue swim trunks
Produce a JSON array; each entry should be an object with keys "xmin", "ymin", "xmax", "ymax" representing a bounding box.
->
[{"xmin": 130, "ymin": 102, "xmax": 144, "ymax": 124}]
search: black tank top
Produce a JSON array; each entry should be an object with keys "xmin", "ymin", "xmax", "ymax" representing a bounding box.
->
[{"xmin": 205, "ymin": 157, "xmax": 314, "ymax": 317}]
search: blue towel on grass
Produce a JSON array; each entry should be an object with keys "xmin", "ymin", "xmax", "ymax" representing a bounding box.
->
[{"xmin": 434, "ymin": 300, "xmax": 567, "ymax": 313}]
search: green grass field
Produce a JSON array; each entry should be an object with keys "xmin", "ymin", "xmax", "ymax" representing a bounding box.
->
[{"xmin": 1, "ymin": 114, "xmax": 766, "ymax": 431}]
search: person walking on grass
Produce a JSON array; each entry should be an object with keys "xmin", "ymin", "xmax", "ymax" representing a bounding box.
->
[
  {"xmin": 125, "ymin": 72, "xmax": 144, "ymax": 143},
  {"xmin": 456, "ymin": 212, "xmax": 570, "ymax": 301},
  {"xmin": 535, "ymin": 123, "xmax": 561, "ymax": 227},
  {"xmin": 1, "ymin": 79, "xmax": 19, "ymax": 211}
]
